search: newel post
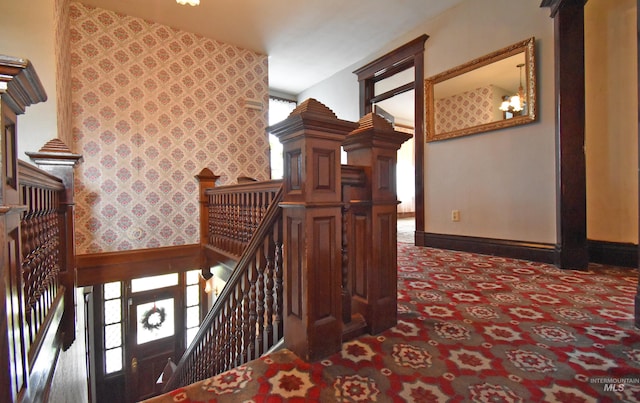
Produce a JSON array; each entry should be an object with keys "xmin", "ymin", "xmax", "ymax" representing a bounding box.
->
[
  {"xmin": 196, "ymin": 168, "xmax": 219, "ymax": 246},
  {"xmin": 342, "ymin": 113, "xmax": 411, "ymax": 334},
  {"xmin": 27, "ymin": 139, "xmax": 82, "ymax": 349},
  {"xmin": 195, "ymin": 168, "xmax": 219, "ymax": 272},
  {"xmin": 270, "ymin": 99, "xmax": 358, "ymax": 361}
]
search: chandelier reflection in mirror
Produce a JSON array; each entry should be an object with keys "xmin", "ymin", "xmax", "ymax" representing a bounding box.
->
[
  {"xmin": 176, "ymin": 0, "xmax": 200, "ymax": 5},
  {"xmin": 500, "ymin": 63, "xmax": 526, "ymax": 114}
]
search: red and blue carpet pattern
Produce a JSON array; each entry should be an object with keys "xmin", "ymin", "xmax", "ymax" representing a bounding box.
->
[{"xmin": 146, "ymin": 244, "xmax": 640, "ymax": 402}]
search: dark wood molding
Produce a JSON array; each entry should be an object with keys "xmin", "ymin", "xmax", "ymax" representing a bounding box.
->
[
  {"xmin": 353, "ymin": 35, "xmax": 428, "ymax": 234},
  {"xmin": 353, "ymin": 35, "xmax": 429, "ymax": 83},
  {"xmin": 540, "ymin": 0, "xmax": 588, "ymax": 18},
  {"xmin": 587, "ymin": 240, "xmax": 637, "ymax": 269},
  {"xmin": 416, "ymin": 231, "xmax": 557, "ymax": 264},
  {"xmin": 635, "ymin": 0, "xmax": 640, "ymax": 328},
  {"xmin": 540, "ymin": 0, "xmax": 589, "ymax": 270},
  {"xmin": 416, "ymin": 232, "xmax": 638, "ymax": 269},
  {"xmin": 77, "ymin": 244, "xmax": 200, "ymax": 286}
]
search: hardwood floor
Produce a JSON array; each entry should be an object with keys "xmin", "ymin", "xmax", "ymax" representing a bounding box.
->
[
  {"xmin": 49, "ymin": 289, "xmax": 89, "ymax": 403},
  {"xmin": 397, "ymin": 216, "xmax": 415, "ymax": 244}
]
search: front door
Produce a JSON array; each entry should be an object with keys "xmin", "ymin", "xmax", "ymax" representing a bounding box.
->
[{"xmin": 125, "ymin": 274, "xmax": 184, "ymax": 402}]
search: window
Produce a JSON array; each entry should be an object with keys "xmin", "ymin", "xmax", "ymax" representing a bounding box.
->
[
  {"xmin": 185, "ymin": 270, "xmax": 201, "ymax": 346},
  {"xmin": 103, "ymin": 281, "xmax": 123, "ymax": 374},
  {"xmin": 268, "ymin": 97, "xmax": 297, "ymax": 179}
]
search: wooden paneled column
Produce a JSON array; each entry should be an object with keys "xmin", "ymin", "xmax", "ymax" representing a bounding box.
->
[
  {"xmin": 343, "ymin": 113, "xmax": 411, "ymax": 334},
  {"xmin": 540, "ymin": 0, "xmax": 589, "ymax": 270},
  {"xmin": 195, "ymin": 168, "xmax": 219, "ymax": 273},
  {"xmin": 270, "ymin": 99, "xmax": 357, "ymax": 361},
  {"xmin": 26, "ymin": 139, "xmax": 82, "ymax": 349}
]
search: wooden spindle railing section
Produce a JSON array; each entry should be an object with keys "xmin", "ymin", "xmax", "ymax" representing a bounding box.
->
[
  {"xmin": 164, "ymin": 184, "xmax": 284, "ymax": 392},
  {"xmin": 340, "ymin": 164, "xmax": 368, "ymax": 333},
  {"xmin": 205, "ymin": 180, "xmax": 282, "ymax": 259},
  {"xmin": 17, "ymin": 160, "xmax": 66, "ymax": 356}
]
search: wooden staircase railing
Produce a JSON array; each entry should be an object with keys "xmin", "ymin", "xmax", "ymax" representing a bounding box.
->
[
  {"xmin": 164, "ymin": 183, "xmax": 284, "ymax": 392},
  {"xmin": 162, "ymin": 98, "xmax": 410, "ymax": 394},
  {"xmin": 1, "ymin": 56, "xmax": 81, "ymax": 403},
  {"xmin": 202, "ymin": 177, "xmax": 283, "ymax": 262}
]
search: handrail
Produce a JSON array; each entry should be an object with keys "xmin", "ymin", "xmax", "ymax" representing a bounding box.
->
[
  {"xmin": 204, "ymin": 179, "xmax": 282, "ymax": 259},
  {"xmin": 165, "ymin": 183, "xmax": 284, "ymax": 391}
]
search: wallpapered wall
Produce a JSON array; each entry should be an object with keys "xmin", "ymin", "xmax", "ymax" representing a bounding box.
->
[
  {"xmin": 434, "ymin": 85, "xmax": 501, "ymax": 134},
  {"xmin": 55, "ymin": 0, "xmax": 72, "ymax": 148},
  {"xmin": 70, "ymin": 3, "xmax": 270, "ymax": 254}
]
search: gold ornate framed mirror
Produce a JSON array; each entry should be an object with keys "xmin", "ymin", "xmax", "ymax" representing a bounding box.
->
[{"xmin": 425, "ymin": 37, "xmax": 536, "ymax": 142}]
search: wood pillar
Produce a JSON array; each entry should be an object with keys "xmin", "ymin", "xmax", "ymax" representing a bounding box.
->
[
  {"xmin": 195, "ymin": 168, "xmax": 219, "ymax": 275},
  {"xmin": 636, "ymin": 0, "xmax": 640, "ymax": 329},
  {"xmin": 541, "ymin": 0, "xmax": 589, "ymax": 270},
  {"xmin": 343, "ymin": 113, "xmax": 411, "ymax": 334},
  {"xmin": 27, "ymin": 139, "xmax": 83, "ymax": 350},
  {"xmin": 270, "ymin": 99, "xmax": 357, "ymax": 361}
]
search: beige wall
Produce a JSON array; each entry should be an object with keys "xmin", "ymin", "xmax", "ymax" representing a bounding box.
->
[
  {"xmin": 302, "ymin": 0, "xmax": 556, "ymax": 244},
  {"xmin": 0, "ymin": 0, "xmax": 59, "ymax": 160},
  {"xmin": 585, "ymin": 0, "xmax": 638, "ymax": 244}
]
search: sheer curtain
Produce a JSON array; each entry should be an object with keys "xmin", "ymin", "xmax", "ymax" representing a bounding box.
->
[{"xmin": 268, "ymin": 97, "xmax": 297, "ymax": 179}]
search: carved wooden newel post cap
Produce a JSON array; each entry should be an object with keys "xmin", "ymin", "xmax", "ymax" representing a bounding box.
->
[
  {"xmin": 26, "ymin": 138, "xmax": 83, "ymax": 167},
  {"xmin": 343, "ymin": 112, "xmax": 412, "ymax": 152}
]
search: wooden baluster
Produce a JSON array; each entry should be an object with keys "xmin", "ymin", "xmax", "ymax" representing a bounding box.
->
[
  {"xmin": 232, "ymin": 192, "xmax": 238, "ymax": 254},
  {"xmin": 240, "ymin": 267, "xmax": 249, "ymax": 364},
  {"xmin": 254, "ymin": 192, "xmax": 259, "ymax": 237},
  {"xmin": 239, "ymin": 192, "xmax": 245, "ymax": 245},
  {"xmin": 222, "ymin": 193, "xmax": 228, "ymax": 251},
  {"xmin": 207, "ymin": 195, "xmax": 220, "ymax": 245},
  {"xmin": 273, "ymin": 236, "xmax": 283, "ymax": 342},
  {"xmin": 248, "ymin": 192, "xmax": 254, "ymax": 242},
  {"xmin": 341, "ymin": 202, "xmax": 351, "ymax": 324},
  {"xmin": 256, "ymin": 238, "xmax": 267, "ymax": 356},
  {"xmin": 245, "ymin": 252, "xmax": 263, "ymax": 361}
]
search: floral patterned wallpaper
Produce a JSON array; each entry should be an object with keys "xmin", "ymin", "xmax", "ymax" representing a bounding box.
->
[
  {"xmin": 69, "ymin": 2, "xmax": 270, "ymax": 254},
  {"xmin": 434, "ymin": 86, "xmax": 502, "ymax": 134},
  {"xmin": 54, "ymin": 0, "xmax": 72, "ymax": 148}
]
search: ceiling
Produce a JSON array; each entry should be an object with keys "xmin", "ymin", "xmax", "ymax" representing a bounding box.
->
[{"xmin": 77, "ymin": 0, "xmax": 463, "ymax": 96}]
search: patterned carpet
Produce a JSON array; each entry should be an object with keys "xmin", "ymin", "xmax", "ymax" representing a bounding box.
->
[{"xmin": 145, "ymin": 236, "xmax": 640, "ymax": 402}]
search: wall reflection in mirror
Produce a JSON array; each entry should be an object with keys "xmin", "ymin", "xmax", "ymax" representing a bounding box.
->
[{"xmin": 425, "ymin": 37, "xmax": 536, "ymax": 142}]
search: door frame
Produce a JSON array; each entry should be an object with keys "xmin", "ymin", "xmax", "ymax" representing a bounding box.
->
[{"xmin": 124, "ymin": 278, "xmax": 185, "ymax": 402}]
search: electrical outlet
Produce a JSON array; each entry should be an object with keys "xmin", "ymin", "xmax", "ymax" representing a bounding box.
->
[{"xmin": 451, "ymin": 210, "xmax": 460, "ymax": 222}]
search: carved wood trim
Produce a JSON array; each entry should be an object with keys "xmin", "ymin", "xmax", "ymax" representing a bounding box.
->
[
  {"xmin": 76, "ymin": 244, "xmax": 201, "ymax": 286},
  {"xmin": 0, "ymin": 55, "xmax": 47, "ymax": 115}
]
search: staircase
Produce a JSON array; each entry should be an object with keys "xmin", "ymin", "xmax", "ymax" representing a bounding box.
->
[{"xmin": 163, "ymin": 99, "xmax": 411, "ymax": 393}]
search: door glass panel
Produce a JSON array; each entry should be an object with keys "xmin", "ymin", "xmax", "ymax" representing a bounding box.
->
[
  {"xmin": 186, "ymin": 270, "xmax": 200, "ymax": 285},
  {"xmin": 131, "ymin": 273, "xmax": 179, "ymax": 293},
  {"xmin": 186, "ymin": 306, "xmax": 200, "ymax": 328},
  {"xmin": 105, "ymin": 347, "xmax": 123, "ymax": 374},
  {"xmin": 186, "ymin": 284, "xmax": 199, "ymax": 306},
  {"xmin": 184, "ymin": 270, "xmax": 202, "ymax": 347},
  {"xmin": 105, "ymin": 324, "xmax": 122, "ymax": 349},
  {"xmin": 186, "ymin": 327, "xmax": 198, "ymax": 346},
  {"xmin": 137, "ymin": 298, "xmax": 174, "ymax": 344},
  {"xmin": 104, "ymin": 299, "xmax": 121, "ymax": 324},
  {"xmin": 104, "ymin": 281, "xmax": 121, "ymax": 299},
  {"xmin": 103, "ymin": 281, "xmax": 123, "ymax": 374}
]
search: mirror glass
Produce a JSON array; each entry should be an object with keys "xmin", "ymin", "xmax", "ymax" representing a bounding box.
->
[{"xmin": 425, "ymin": 37, "xmax": 536, "ymax": 142}]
